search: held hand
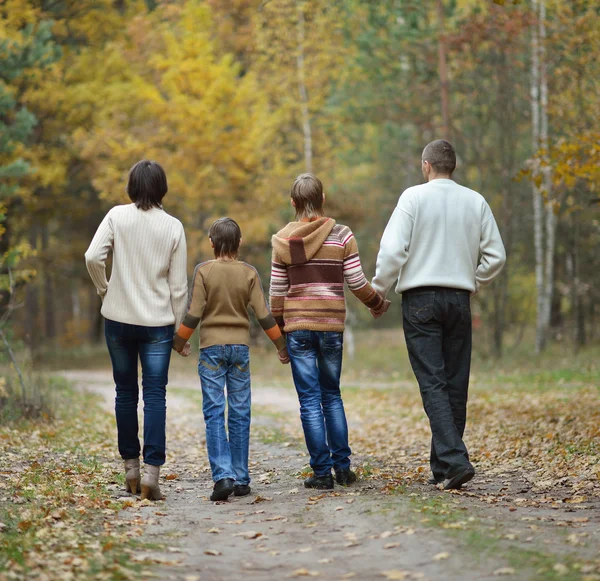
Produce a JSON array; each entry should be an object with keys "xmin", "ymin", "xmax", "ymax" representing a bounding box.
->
[
  {"xmin": 370, "ymin": 299, "xmax": 391, "ymax": 320},
  {"xmin": 278, "ymin": 347, "xmax": 290, "ymax": 364},
  {"xmin": 180, "ymin": 342, "xmax": 192, "ymax": 357}
]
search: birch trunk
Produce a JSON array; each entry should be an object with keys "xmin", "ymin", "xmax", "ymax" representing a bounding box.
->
[
  {"xmin": 531, "ymin": 0, "xmax": 546, "ymax": 353},
  {"xmin": 437, "ymin": 0, "xmax": 451, "ymax": 140},
  {"xmin": 296, "ymin": 1, "xmax": 313, "ymax": 173},
  {"xmin": 539, "ymin": 0, "xmax": 556, "ymax": 340}
]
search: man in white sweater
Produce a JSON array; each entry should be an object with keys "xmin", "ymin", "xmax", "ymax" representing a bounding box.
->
[{"xmin": 372, "ymin": 140, "xmax": 506, "ymax": 490}]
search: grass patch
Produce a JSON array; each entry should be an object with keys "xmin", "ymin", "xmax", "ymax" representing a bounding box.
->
[{"xmin": 0, "ymin": 377, "xmax": 152, "ymax": 580}]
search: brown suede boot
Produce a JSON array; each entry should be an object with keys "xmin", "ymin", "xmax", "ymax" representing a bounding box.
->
[
  {"xmin": 124, "ymin": 458, "xmax": 141, "ymax": 494},
  {"xmin": 140, "ymin": 464, "xmax": 163, "ymax": 500}
]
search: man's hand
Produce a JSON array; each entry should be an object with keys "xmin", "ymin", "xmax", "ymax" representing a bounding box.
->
[
  {"xmin": 370, "ymin": 299, "xmax": 391, "ymax": 320},
  {"xmin": 278, "ymin": 347, "xmax": 290, "ymax": 364}
]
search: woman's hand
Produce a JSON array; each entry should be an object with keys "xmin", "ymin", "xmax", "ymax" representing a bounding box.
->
[{"xmin": 179, "ymin": 342, "xmax": 191, "ymax": 357}]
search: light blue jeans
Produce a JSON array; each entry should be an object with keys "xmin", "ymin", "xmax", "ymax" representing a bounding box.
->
[
  {"xmin": 287, "ymin": 330, "xmax": 351, "ymax": 476},
  {"xmin": 198, "ymin": 345, "xmax": 251, "ymax": 485}
]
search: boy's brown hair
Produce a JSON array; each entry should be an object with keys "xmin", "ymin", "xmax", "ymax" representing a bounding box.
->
[
  {"xmin": 290, "ymin": 173, "xmax": 324, "ymax": 220},
  {"xmin": 209, "ymin": 217, "xmax": 242, "ymax": 258}
]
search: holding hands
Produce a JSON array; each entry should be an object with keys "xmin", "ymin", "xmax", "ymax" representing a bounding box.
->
[
  {"xmin": 278, "ymin": 346, "xmax": 290, "ymax": 365},
  {"xmin": 370, "ymin": 298, "xmax": 391, "ymax": 320}
]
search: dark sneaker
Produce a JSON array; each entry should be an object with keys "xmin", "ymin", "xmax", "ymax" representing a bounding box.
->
[
  {"xmin": 428, "ymin": 476, "xmax": 442, "ymax": 485},
  {"xmin": 443, "ymin": 466, "xmax": 475, "ymax": 490},
  {"xmin": 233, "ymin": 484, "xmax": 251, "ymax": 497},
  {"xmin": 304, "ymin": 474, "xmax": 334, "ymax": 490},
  {"xmin": 335, "ymin": 469, "xmax": 357, "ymax": 486},
  {"xmin": 210, "ymin": 478, "xmax": 234, "ymax": 501}
]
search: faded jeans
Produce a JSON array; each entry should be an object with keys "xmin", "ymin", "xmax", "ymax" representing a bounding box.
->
[
  {"xmin": 287, "ymin": 330, "xmax": 351, "ymax": 477},
  {"xmin": 402, "ymin": 287, "xmax": 474, "ymax": 480},
  {"xmin": 199, "ymin": 345, "xmax": 251, "ymax": 485}
]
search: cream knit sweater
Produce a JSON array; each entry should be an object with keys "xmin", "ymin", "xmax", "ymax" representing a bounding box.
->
[
  {"xmin": 372, "ymin": 179, "xmax": 506, "ymax": 297},
  {"xmin": 85, "ymin": 204, "xmax": 188, "ymax": 329}
]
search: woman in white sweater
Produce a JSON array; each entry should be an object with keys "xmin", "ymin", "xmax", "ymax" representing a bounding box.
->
[{"xmin": 85, "ymin": 160, "xmax": 189, "ymax": 500}]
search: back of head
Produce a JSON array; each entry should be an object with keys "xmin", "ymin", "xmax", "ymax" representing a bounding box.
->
[
  {"xmin": 127, "ymin": 160, "xmax": 168, "ymax": 210},
  {"xmin": 209, "ymin": 217, "xmax": 242, "ymax": 259},
  {"xmin": 291, "ymin": 173, "xmax": 324, "ymax": 220},
  {"xmin": 422, "ymin": 140, "xmax": 456, "ymax": 176}
]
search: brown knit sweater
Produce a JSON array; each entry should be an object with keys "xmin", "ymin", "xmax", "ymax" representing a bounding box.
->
[
  {"xmin": 269, "ymin": 218, "xmax": 384, "ymax": 333},
  {"xmin": 174, "ymin": 259, "xmax": 285, "ymax": 351}
]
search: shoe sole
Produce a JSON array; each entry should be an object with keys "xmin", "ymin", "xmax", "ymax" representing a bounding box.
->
[
  {"xmin": 444, "ymin": 468, "xmax": 475, "ymax": 490},
  {"xmin": 304, "ymin": 483, "xmax": 334, "ymax": 490},
  {"xmin": 234, "ymin": 488, "xmax": 251, "ymax": 497}
]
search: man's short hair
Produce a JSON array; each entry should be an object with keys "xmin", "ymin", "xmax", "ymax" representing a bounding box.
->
[
  {"xmin": 422, "ymin": 140, "xmax": 456, "ymax": 175},
  {"xmin": 209, "ymin": 217, "xmax": 242, "ymax": 258},
  {"xmin": 290, "ymin": 173, "xmax": 324, "ymax": 219},
  {"xmin": 126, "ymin": 160, "xmax": 168, "ymax": 210}
]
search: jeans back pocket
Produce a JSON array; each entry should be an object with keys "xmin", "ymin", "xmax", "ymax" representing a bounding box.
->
[{"xmin": 406, "ymin": 292, "xmax": 435, "ymax": 324}]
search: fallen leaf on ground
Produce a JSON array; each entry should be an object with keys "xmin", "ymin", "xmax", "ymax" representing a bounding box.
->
[
  {"xmin": 233, "ymin": 530, "xmax": 263, "ymax": 539},
  {"xmin": 381, "ymin": 570, "xmax": 411, "ymax": 580},
  {"xmin": 433, "ymin": 552, "xmax": 449, "ymax": 561},
  {"xmin": 493, "ymin": 568, "xmax": 515, "ymax": 576},
  {"xmin": 289, "ymin": 569, "xmax": 319, "ymax": 577},
  {"xmin": 204, "ymin": 549, "xmax": 221, "ymax": 556}
]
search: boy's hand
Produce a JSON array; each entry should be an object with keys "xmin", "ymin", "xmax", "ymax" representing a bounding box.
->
[
  {"xmin": 278, "ymin": 347, "xmax": 290, "ymax": 364},
  {"xmin": 370, "ymin": 299, "xmax": 391, "ymax": 320},
  {"xmin": 179, "ymin": 342, "xmax": 192, "ymax": 357}
]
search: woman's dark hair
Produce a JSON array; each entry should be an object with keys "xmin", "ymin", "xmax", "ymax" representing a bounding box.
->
[
  {"xmin": 126, "ymin": 160, "xmax": 168, "ymax": 210},
  {"xmin": 209, "ymin": 218, "xmax": 242, "ymax": 258}
]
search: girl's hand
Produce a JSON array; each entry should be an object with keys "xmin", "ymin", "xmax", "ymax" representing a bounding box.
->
[
  {"xmin": 278, "ymin": 347, "xmax": 290, "ymax": 364},
  {"xmin": 180, "ymin": 342, "xmax": 192, "ymax": 357}
]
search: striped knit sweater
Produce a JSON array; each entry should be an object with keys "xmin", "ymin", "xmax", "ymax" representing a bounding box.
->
[{"xmin": 270, "ymin": 217, "xmax": 384, "ymax": 333}]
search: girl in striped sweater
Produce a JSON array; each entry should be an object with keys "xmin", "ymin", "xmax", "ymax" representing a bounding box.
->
[{"xmin": 270, "ymin": 173, "xmax": 389, "ymax": 490}]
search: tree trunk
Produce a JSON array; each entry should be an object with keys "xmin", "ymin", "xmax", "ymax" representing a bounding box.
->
[
  {"xmin": 41, "ymin": 224, "xmax": 56, "ymax": 340},
  {"xmin": 539, "ymin": 0, "xmax": 556, "ymax": 340},
  {"xmin": 296, "ymin": 1, "xmax": 313, "ymax": 173},
  {"xmin": 530, "ymin": 0, "xmax": 546, "ymax": 352},
  {"xmin": 25, "ymin": 224, "xmax": 40, "ymax": 350},
  {"xmin": 437, "ymin": 0, "xmax": 451, "ymax": 140}
]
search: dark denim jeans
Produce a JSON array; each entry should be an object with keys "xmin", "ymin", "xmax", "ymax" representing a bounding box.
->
[
  {"xmin": 198, "ymin": 345, "xmax": 251, "ymax": 485},
  {"xmin": 105, "ymin": 319, "xmax": 174, "ymax": 466},
  {"xmin": 402, "ymin": 288, "xmax": 473, "ymax": 480},
  {"xmin": 287, "ymin": 330, "xmax": 351, "ymax": 476}
]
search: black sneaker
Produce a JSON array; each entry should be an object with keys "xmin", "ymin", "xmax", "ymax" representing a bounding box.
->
[
  {"xmin": 210, "ymin": 478, "xmax": 234, "ymax": 501},
  {"xmin": 304, "ymin": 474, "xmax": 334, "ymax": 490},
  {"xmin": 428, "ymin": 476, "xmax": 443, "ymax": 485},
  {"xmin": 233, "ymin": 484, "xmax": 251, "ymax": 497},
  {"xmin": 443, "ymin": 466, "xmax": 475, "ymax": 490},
  {"xmin": 335, "ymin": 469, "xmax": 357, "ymax": 486}
]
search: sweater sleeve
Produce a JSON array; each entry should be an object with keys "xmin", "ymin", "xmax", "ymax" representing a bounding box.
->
[
  {"xmin": 85, "ymin": 210, "xmax": 114, "ymax": 299},
  {"xmin": 269, "ymin": 248, "xmax": 289, "ymax": 331},
  {"xmin": 343, "ymin": 230, "xmax": 384, "ymax": 311},
  {"xmin": 250, "ymin": 270, "xmax": 286, "ymax": 351},
  {"xmin": 173, "ymin": 264, "xmax": 207, "ymax": 351},
  {"xmin": 168, "ymin": 223, "xmax": 189, "ymax": 330},
  {"xmin": 372, "ymin": 194, "xmax": 415, "ymax": 298},
  {"xmin": 476, "ymin": 205, "xmax": 507, "ymax": 291}
]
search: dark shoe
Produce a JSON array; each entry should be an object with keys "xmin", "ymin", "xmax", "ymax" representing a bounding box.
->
[
  {"xmin": 234, "ymin": 484, "xmax": 251, "ymax": 497},
  {"xmin": 335, "ymin": 469, "xmax": 357, "ymax": 486},
  {"xmin": 210, "ymin": 478, "xmax": 234, "ymax": 501},
  {"xmin": 304, "ymin": 474, "xmax": 334, "ymax": 490},
  {"xmin": 428, "ymin": 476, "xmax": 442, "ymax": 485},
  {"xmin": 443, "ymin": 466, "xmax": 475, "ymax": 490}
]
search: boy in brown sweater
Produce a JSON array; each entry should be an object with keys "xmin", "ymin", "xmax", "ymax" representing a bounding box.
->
[
  {"xmin": 270, "ymin": 173, "xmax": 389, "ymax": 490},
  {"xmin": 174, "ymin": 218, "xmax": 288, "ymax": 501}
]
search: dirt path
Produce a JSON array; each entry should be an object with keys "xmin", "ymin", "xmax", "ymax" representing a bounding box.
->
[{"xmin": 62, "ymin": 370, "xmax": 600, "ymax": 581}]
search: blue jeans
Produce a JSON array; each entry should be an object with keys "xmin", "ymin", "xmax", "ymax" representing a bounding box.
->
[
  {"xmin": 287, "ymin": 330, "xmax": 351, "ymax": 476},
  {"xmin": 199, "ymin": 345, "xmax": 251, "ymax": 485},
  {"xmin": 105, "ymin": 319, "xmax": 174, "ymax": 466},
  {"xmin": 402, "ymin": 287, "xmax": 473, "ymax": 480}
]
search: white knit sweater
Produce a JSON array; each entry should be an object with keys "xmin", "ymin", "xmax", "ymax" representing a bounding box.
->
[
  {"xmin": 372, "ymin": 179, "xmax": 506, "ymax": 297},
  {"xmin": 85, "ymin": 204, "xmax": 188, "ymax": 329}
]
